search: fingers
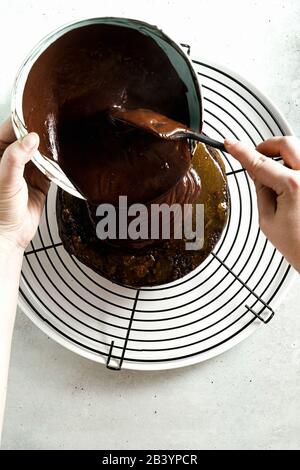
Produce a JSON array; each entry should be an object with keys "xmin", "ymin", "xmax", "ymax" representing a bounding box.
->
[
  {"xmin": 256, "ymin": 136, "xmax": 300, "ymax": 170},
  {"xmin": 224, "ymin": 138, "xmax": 291, "ymax": 195},
  {"xmin": 0, "ymin": 133, "xmax": 39, "ymax": 189},
  {"xmin": 0, "ymin": 118, "xmax": 16, "ymax": 145},
  {"xmin": 24, "ymin": 160, "xmax": 50, "ymax": 196}
]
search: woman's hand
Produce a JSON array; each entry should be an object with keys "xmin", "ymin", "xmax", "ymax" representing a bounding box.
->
[
  {"xmin": 225, "ymin": 136, "xmax": 300, "ymax": 272},
  {"xmin": 0, "ymin": 118, "xmax": 50, "ymax": 251}
]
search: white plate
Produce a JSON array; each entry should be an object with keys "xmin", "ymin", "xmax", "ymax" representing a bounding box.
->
[{"xmin": 18, "ymin": 54, "xmax": 296, "ymax": 371}]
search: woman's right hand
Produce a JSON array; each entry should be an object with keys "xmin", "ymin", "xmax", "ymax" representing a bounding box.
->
[{"xmin": 225, "ymin": 136, "xmax": 300, "ymax": 273}]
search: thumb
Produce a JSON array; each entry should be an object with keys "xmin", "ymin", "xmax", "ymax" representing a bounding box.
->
[
  {"xmin": 225, "ymin": 138, "xmax": 291, "ymax": 195},
  {"xmin": 0, "ymin": 133, "xmax": 39, "ymax": 189}
]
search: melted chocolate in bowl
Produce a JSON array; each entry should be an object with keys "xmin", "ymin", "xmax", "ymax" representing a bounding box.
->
[{"xmin": 22, "ymin": 23, "xmax": 196, "ymax": 205}]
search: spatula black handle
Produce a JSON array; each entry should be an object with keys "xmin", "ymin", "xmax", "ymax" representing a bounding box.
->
[{"xmin": 184, "ymin": 131, "xmax": 226, "ymax": 152}]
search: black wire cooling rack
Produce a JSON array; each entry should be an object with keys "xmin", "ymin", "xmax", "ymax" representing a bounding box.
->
[{"xmin": 18, "ymin": 46, "xmax": 295, "ymax": 371}]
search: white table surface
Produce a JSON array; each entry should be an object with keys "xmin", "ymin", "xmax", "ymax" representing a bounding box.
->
[{"xmin": 1, "ymin": 0, "xmax": 300, "ymax": 450}]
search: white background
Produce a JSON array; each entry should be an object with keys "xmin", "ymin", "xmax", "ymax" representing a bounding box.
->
[{"xmin": 1, "ymin": 0, "xmax": 300, "ymax": 449}]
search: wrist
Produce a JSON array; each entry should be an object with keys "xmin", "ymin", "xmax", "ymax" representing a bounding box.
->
[{"xmin": 0, "ymin": 234, "xmax": 25, "ymax": 258}]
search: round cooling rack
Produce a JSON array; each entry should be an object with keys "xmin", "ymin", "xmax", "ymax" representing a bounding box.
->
[{"xmin": 18, "ymin": 49, "xmax": 296, "ymax": 371}]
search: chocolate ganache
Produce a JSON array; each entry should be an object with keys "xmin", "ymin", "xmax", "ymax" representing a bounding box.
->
[
  {"xmin": 22, "ymin": 23, "xmax": 200, "ymax": 209},
  {"xmin": 110, "ymin": 107, "xmax": 189, "ymax": 140}
]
